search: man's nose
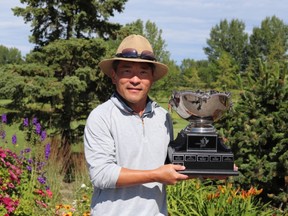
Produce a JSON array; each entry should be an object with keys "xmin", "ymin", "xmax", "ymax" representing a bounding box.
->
[{"xmin": 129, "ymin": 74, "xmax": 141, "ymax": 83}]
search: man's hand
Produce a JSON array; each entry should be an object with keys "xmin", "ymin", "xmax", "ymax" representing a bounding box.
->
[{"xmin": 152, "ymin": 164, "xmax": 189, "ymax": 185}]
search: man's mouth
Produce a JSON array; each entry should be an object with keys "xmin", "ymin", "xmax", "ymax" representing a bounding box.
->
[{"xmin": 127, "ymin": 87, "xmax": 142, "ymax": 91}]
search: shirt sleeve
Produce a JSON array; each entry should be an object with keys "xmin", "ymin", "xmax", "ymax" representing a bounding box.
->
[{"xmin": 84, "ymin": 108, "xmax": 121, "ymax": 189}]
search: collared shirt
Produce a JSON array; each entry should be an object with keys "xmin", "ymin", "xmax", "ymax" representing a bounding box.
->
[{"xmin": 84, "ymin": 92, "xmax": 173, "ymax": 216}]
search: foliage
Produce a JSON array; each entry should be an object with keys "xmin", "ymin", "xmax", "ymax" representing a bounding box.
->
[
  {"xmin": 220, "ymin": 60, "xmax": 288, "ymax": 212},
  {"xmin": 204, "ymin": 19, "xmax": 249, "ymax": 72},
  {"xmin": 167, "ymin": 179, "xmax": 273, "ymax": 216},
  {"xmin": 0, "ymin": 45, "xmax": 22, "ymax": 65},
  {"xmin": 210, "ymin": 51, "xmax": 238, "ymax": 90},
  {"xmin": 249, "ymin": 16, "xmax": 288, "ymax": 66},
  {"xmin": 12, "ymin": 0, "xmax": 128, "ymax": 47},
  {"xmin": 54, "ymin": 183, "xmax": 92, "ymax": 216},
  {"xmin": 0, "ymin": 38, "xmax": 113, "ymax": 148},
  {"xmin": 179, "ymin": 59, "xmax": 206, "ymax": 90},
  {"xmin": 0, "ymin": 114, "xmax": 53, "ymax": 215}
]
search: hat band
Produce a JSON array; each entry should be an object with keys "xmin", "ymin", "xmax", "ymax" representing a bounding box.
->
[{"xmin": 115, "ymin": 48, "xmax": 157, "ymax": 61}]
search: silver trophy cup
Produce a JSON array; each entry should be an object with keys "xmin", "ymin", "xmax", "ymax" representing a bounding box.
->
[{"xmin": 168, "ymin": 90, "xmax": 238, "ymax": 176}]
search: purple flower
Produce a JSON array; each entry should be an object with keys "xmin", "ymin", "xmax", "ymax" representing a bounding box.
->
[
  {"xmin": 24, "ymin": 148, "xmax": 31, "ymax": 153},
  {"xmin": 35, "ymin": 123, "xmax": 41, "ymax": 135},
  {"xmin": 23, "ymin": 118, "xmax": 29, "ymax": 127},
  {"xmin": 12, "ymin": 134, "xmax": 17, "ymax": 145},
  {"xmin": 26, "ymin": 165, "xmax": 32, "ymax": 171},
  {"xmin": 1, "ymin": 131, "xmax": 6, "ymax": 139},
  {"xmin": 36, "ymin": 161, "xmax": 46, "ymax": 171},
  {"xmin": 32, "ymin": 117, "xmax": 37, "ymax": 125},
  {"xmin": 27, "ymin": 158, "xmax": 33, "ymax": 164},
  {"xmin": 45, "ymin": 143, "xmax": 51, "ymax": 160},
  {"xmin": 41, "ymin": 130, "xmax": 47, "ymax": 141},
  {"xmin": 37, "ymin": 176, "xmax": 46, "ymax": 184},
  {"xmin": 1, "ymin": 114, "xmax": 7, "ymax": 123}
]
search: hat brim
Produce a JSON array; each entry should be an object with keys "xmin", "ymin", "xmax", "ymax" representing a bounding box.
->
[{"xmin": 99, "ymin": 57, "xmax": 168, "ymax": 82}]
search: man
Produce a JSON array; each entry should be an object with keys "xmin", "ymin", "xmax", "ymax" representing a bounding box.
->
[{"xmin": 84, "ymin": 34, "xmax": 189, "ymax": 215}]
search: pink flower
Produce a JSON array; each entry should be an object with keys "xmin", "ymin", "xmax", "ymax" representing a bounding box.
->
[
  {"xmin": 1, "ymin": 197, "xmax": 19, "ymax": 213},
  {"xmin": 0, "ymin": 149, "xmax": 6, "ymax": 158},
  {"xmin": 34, "ymin": 189, "xmax": 45, "ymax": 196},
  {"xmin": 35, "ymin": 200, "xmax": 48, "ymax": 208},
  {"xmin": 8, "ymin": 169, "xmax": 18, "ymax": 181},
  {"xmin": 7, "ymin": 182, "xmax": 15, "ymax": 189},
  {"xmin": 46, "ymin": 189, "xmax": 53, "ymax": 198}
]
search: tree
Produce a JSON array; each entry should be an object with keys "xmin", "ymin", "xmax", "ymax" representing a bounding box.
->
[
  {"xmin": 249, "ymin": 16, "xmax": 288, "ymax": 66},
  {"xmin": 220, "ymin": 59, "xmax": 288, "ymax": 210},
  {"xmin": 4, "ymin": 0, "xmax": 128, "ymax": 179},
  {"xmin": 204, "ymin": 19, "xmax": 249, "ymax": 72},
  {"xmin": 0, "ymin": 45, "xmax": 22, "ymax": 65},
  {"xmin": 210, "ymin": 51, "xmax": 238, "ymax": 90},
  {"xmin": 179, "ymin": 59, "xmax": 205, "ymax": 90},
  {"xmin": 0, "ymin": 38, "xmax": 113, "ymax": 180},
  {"xmin": 12, "ymin": 0, "xmax": 128, "ymax": 48}
]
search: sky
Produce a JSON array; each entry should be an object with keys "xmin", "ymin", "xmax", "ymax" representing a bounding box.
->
[{"xmin": 1, "ymin": 0, "xmax": 288, "ymax": 64}]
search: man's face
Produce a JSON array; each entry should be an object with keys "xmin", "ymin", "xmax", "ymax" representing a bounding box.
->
[{"xmin": 112, "ymin": 60, "xmax": 154, "ymax": 110}]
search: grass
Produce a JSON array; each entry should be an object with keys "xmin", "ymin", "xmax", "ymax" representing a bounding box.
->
[
  {"xmin": 0, "ymin": 123, "xmax": 27, "ymax": 152},
  {"xmin": 157, "ymin": 100, "xmax": 188, "ymax": 135}
]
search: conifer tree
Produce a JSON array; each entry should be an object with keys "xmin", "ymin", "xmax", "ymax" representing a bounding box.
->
[{"xmin": 221, "ymin": 59, "xmax": 288, "ymax": 210}]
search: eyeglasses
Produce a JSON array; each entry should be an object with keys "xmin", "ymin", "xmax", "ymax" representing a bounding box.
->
[{"xmin": 115, "ymin": 48, "xmax": 157, "ymax": 61}]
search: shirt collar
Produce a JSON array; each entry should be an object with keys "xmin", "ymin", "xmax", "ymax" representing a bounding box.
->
[{"xmin": 113, "ymin": 91, "xmax": 153, "ymax": 115}]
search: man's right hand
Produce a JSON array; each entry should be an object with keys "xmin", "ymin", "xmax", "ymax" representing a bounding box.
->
[{"xmin": 152, "ymin": 164, "xmax": 189, "ymax": 185}]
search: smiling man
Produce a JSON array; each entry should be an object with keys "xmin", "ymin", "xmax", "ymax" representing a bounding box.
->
[{"xmin": 84, "ymin": 34, "xmax": 189, "ymax": 216}]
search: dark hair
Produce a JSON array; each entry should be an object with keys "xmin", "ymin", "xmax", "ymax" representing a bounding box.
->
[{"xmin": 112, "ymin": 60, "xmax": 120, "ymax": 71}]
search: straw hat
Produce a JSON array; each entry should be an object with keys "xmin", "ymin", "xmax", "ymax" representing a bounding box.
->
[{"xmin": 99, "ymin": 34, "xmax": 168, "ymax": 81}]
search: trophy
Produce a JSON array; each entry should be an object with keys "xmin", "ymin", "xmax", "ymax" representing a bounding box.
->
[{"xmin": 168, "ymin": 90, "xmax": 238, "ymax": 176}]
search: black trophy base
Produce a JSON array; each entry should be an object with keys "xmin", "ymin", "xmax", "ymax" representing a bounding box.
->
[
  {"xmin": 178, "ymin": 169, "xmax": 238, "ymax": 176},
  {"xmin": 171, "ymin": 152, "xmax": 238, "ymax": 176},
  {"xmin": 168, "ymin": 131, "xmax": 239, "ymax": 177}
]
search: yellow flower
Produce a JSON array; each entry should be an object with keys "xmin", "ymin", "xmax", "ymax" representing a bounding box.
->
[
  {"xmin": 239, "ymin": 187, "xmax": 263, "ymax": 199},
  {"xmin": 230, "ymin": 187, "xmax": 240, "ymax": 197},
  {"xmin": 83, "ymin": 212, "xmax": 91, "ymax": 216},
  {"xmin": 64, "ymin": 205, "xmax": 72, "ymax": 210},
  {"xmin": 217, "ymin": 185, "xmax": 225, "ymax": 194},
  {"xmin": 82, "ymin": 195, "xmax": 89, "ymax": 201},
  {"xmin": 56, "ymin": 204, "xmax": 64, "ymax": 210}
]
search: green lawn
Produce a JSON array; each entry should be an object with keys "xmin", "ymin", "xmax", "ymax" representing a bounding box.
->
[{"xmin": 157, "ymin": 100, "xmax": 187, "ymax": 136}]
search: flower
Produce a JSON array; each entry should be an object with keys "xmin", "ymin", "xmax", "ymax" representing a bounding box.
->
[
  {"xmin": 45, "ymin": 143, "xmax": 51, "ymax": 160},
  {"xmin": 1, "ymin": 130, "xmax": 6, "ymax": 139},
  {"xmin": 23, "ymin": 118, "xmax": 29, "ymax": 127},
  {"xmin": 41, "ymin": 130, "xmax": 47, "ymax": 141},
  {"xmin": 32, "ymin": 117, "xmax": 38, "ymax": 125},
  {"xmin": 37, "ymin": 176, "xmax": 47, "ymax": 185},
  {"xmin": 0, "ymin": 115, "xmax": 53, "ymax": 215},
  {"xmin": 46, "ymin": 189, "xmax": 53, "ymax": 198},
  {"xmin": 35, "ymin": 123, "xmax": 41, "ymax": 135},
  {"xmin": 1, "ymin": 196, "xmax": 19, "ymax": 213},
  {"xmin": 1, "ymin": 114, "xmax": 7, "ymax": 123},
  {"xmin": 11, "ymin": 134, "xmax": 17, "ymax": 145}
]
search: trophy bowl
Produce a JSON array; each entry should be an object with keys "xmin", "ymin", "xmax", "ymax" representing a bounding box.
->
[{"xmin": 168, "ymin": 90, "xmax": 238, "ymax": 176}]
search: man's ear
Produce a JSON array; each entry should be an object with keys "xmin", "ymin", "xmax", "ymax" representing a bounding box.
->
[{"xmin": 111, "ymin": 71, "xmax": 116, "ymax": 84}]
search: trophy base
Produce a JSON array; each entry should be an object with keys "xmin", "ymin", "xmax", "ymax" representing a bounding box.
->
[
  {"xmin": 178, "ymin": 169, "xmax": 239, "ymax": 176},
  {"xmin": 168, "ymin": 131, "xmax": 239, "ymax": 177},
  {"xmin": 171, "ymin": 151, "xmax": 238, "ymax": 177}
]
